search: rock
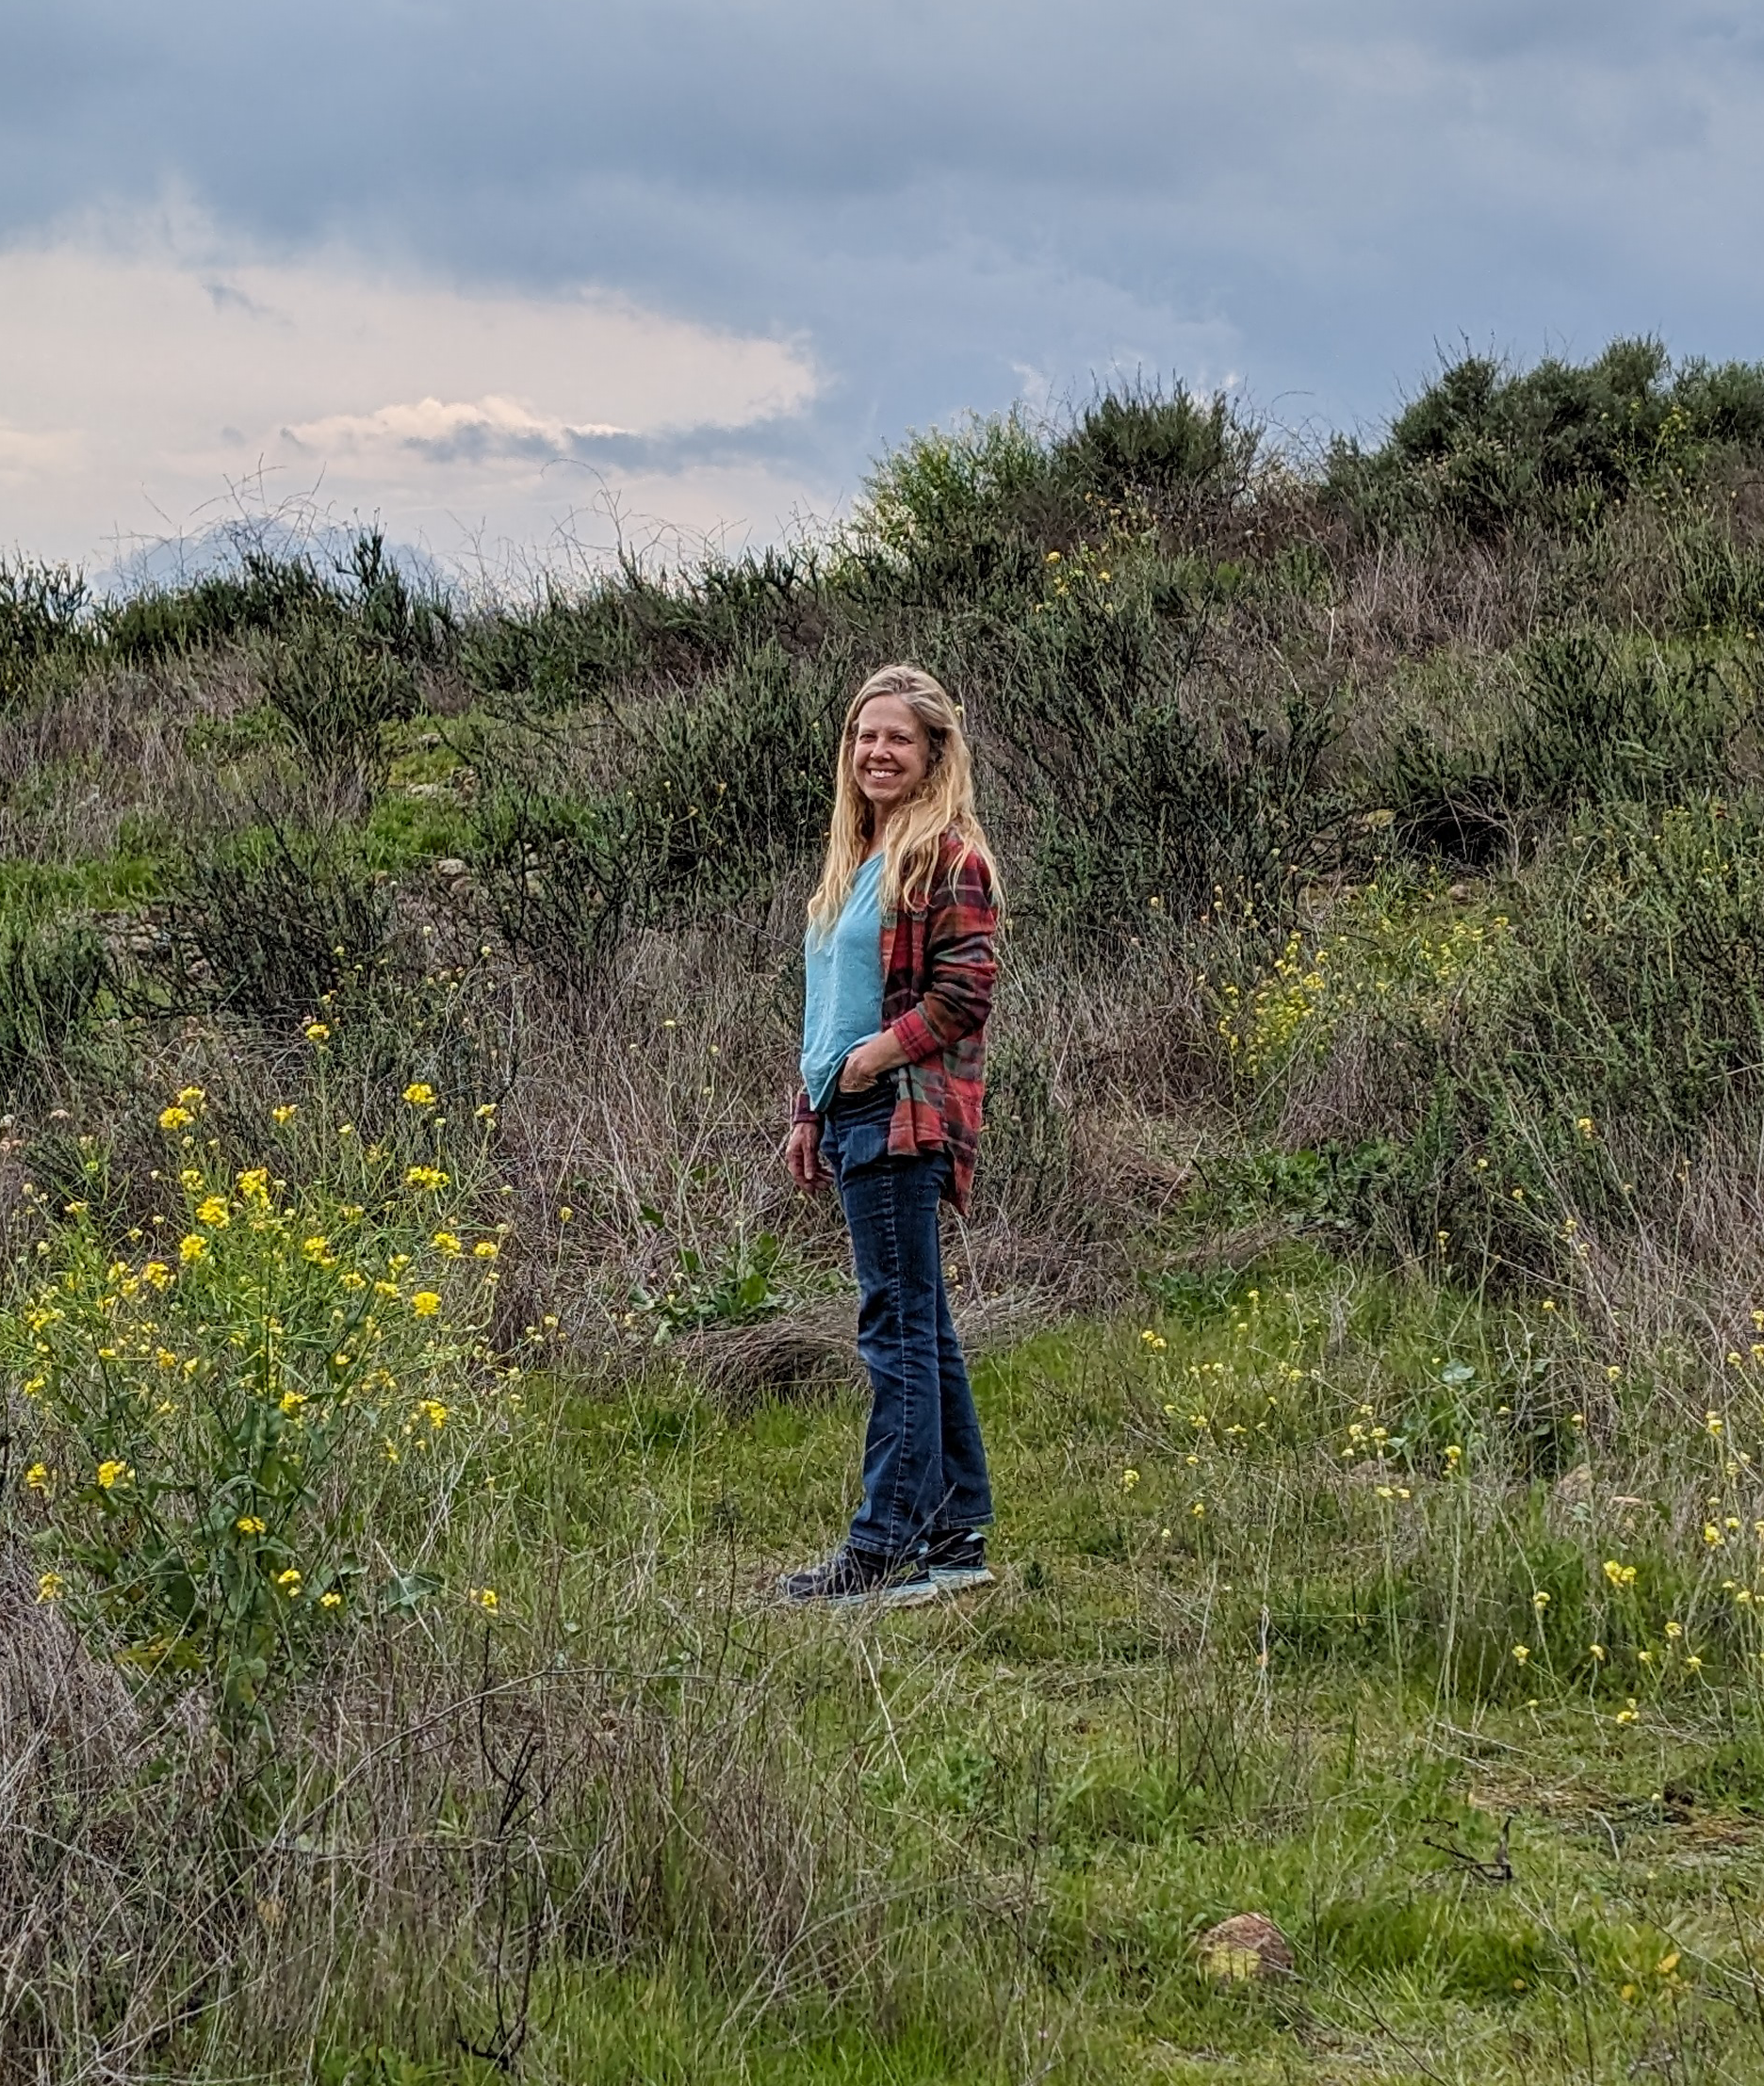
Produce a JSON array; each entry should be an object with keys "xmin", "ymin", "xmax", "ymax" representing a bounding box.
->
[
  {"xmin": 1197, "ymin": 1913, "xmax": 1294, "ymax": 1982},
  {"xmin": 434, "ymin": 858, "xmax": 470, "ymax": 880},
  {"xmin": 1552, "ymin": 1464, "xmax": 1593, "ymax": 1512},
  {"xmin": 405, "ymin": 781, "xmax": 446, "ymax": 800}
]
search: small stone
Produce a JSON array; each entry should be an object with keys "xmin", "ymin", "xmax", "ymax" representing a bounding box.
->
[
  {"xmin": 434, "ymin": 858, "xmax": 470, "ymax": 880},
  {"xmin": 1197, "ymin": 1913, "xmax": 1294, "ymax": 1982},
  {"xmin": 1552, "ymin": 1464, "xmax": 1593, "ymax": 1512}
]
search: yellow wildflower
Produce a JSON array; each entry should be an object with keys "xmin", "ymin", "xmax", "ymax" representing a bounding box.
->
[
  {"xmin": 304, "ymin": 1022, "xmax": 331, "ymax": 1043},
  {"xmin": 236, "ymin": 1515, "xmax": 267, "ymax": 1535},
  {"xmin": 196, "ymin": 1196, "xmax": 230, "ymax": 1229},
  {"xmin": 96, "ymin": 1459, "xmax": 132, "ymax": 1490},
  {"xmin": 411, "ymin": 1292, "xmax": 442, "ymax": 1317},
  {"xmin": 402, "ymin": 1082, "xmax": 437, "ymax": 1107},
  {"xmin": 272, "ymin": 1103, "xmax": 298, "ymax": 1124},
  {"xmin": 158, "ymin": 1105, "xmax": 194, "ymax": 1132},
  {"xmin": 25, "ymin": 1462, "xmax": 52, "ymax": 1492},
  {"xmin": 433, "ymin": 1231, "xmax": 464, "ymax": 1256},
  {"xmin": 37, "ymin": 1571, "xmax": 65, "ymax": 1603},
  {"xmin": 473, "ymin": 1240, "xmax": 498, "ymax": 1260},
  {"xmin": 319, "ymin": 1589, "xmax": 343, "ymax": 1608}
]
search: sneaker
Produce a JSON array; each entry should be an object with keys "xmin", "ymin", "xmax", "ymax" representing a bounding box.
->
[
  {"xmin": 923, "ymin": 1529, "xmax": 995, "ymax": 1589},
  {"xmin": 777, "ymin": 1544, "xmax": 939, "ymax": 1608}
]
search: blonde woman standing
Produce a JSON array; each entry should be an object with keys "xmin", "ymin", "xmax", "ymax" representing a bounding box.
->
[{"xmin": 782, "ymin": 664, "xmax": 1001, "ymax": 1606}]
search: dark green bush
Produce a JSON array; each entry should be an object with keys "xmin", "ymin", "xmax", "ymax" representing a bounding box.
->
[
  {"xmin": 0, "ymin": 559, "xmax": 90, "ymax": 707},
  {"xmin": 0, "ymin": 912, "xmax": 108, "ymax": 1100},
  {"xmin": 460, "ymin": 545, "xmax": 825, "ymax": 714},
  {"xmin": 1330, "ymin": 337, "xmax": 1764, "ymax": 540},
  {"xmin": 1384, "ymin": 634, "xmax": 1741, "ymax": 862},
  {"xmin": 168, "ymin": 827, "xmax": 394, "ymax": 1019},
  {"xmin": 256, "ymin": 617, "xmax": 419, "ymax": 793},
  {"xmin": 986, "ymin": 607, "xmax": 1344, "ymax": 937},
  {"xmin": 100, "ymin": 547, "xmax": 338, "ymax": 663},
  {"xmin": 472, "ymin": 642, "xmax": 840, "ymax": 990},
  {"xmin": 1054, "ymin": 381, "xmax": 1261, "ymax": 523}
]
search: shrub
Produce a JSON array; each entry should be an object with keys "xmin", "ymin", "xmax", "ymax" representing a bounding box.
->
[
  {"xmin": 848, "ymin": 410, "xmax": 1057, "ymax": 608},
  {"xmin": 168, "ymin": 825, "xmax": 395, "ymax": 1019},
  {"xmin": 1383, "ymin": 634, "xmax": 1741, "ymax": 862},
  {"xmin": 100, "ymin": 546, "xmax": 339, "ymax": 663},
  {"xmin": 0, "ymin": 910, "xmax": 107, "ymax": 1102},
  {"xmin": 472, "ymin": 642, "xmax": 839, "ymax": 990},
  {"xmin": 8, "ymin": 1088, "xmax": 516, "ymax": 1740},
  {"xmin": 988, "ymin": 602, "xmax": 1343, "ymax": 938},
  {"xmin": 0, "ymin": 558, "xmax": 89, "ymax": 707},
  {"xmin": 1053, "ymin": 381, "xmax": 1261, "ymax": 526},
  {"xmin": 1329, "ymin": 337, "xmax": 1764, "ymax": 539},
  {"xmin": 255, "ymin": 615, "xmax": 419, "ymax": 794}
]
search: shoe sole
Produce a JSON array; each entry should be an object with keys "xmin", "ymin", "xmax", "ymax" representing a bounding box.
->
[
  {"xmin": 777, "ymin": 1579, "xmax": 942, "ymax": 1609},
  {"xmin": 929, "ymin": 1566, "xmax": 995, "ymax": 1590}
]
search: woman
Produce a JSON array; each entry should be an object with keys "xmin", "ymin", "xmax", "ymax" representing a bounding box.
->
[{"xmin": 781, "ymin": 663, "xmax": 1001, "ymax": 1607}]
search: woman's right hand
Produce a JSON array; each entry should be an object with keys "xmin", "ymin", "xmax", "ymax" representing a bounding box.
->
[{"xmin": 786, "ymin": 1119, "xmax": 827, "ymax": 1193}]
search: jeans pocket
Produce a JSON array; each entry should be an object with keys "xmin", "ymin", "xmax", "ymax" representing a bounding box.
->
[
  {"xmin": 825, "ymin": 1086, "xmax": 895, "ymax": 1179},
  {"xmin": 832, "ymin": 1115, "xmax": 893, "ymax": 1176}
]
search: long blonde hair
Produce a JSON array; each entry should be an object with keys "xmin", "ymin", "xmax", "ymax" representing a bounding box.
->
[{"xmin": 808, "ymin": 664, "xmax": 997, "ymax": 930}]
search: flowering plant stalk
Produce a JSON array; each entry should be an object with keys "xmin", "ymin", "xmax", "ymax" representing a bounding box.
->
[{"xmin": 8, "ymin": 1091, "xmax": 521, "ymax": 1737}]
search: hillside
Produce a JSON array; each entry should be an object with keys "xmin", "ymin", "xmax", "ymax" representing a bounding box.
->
[{"xmin": 7, "ymin": 339, "xmax": 1764, "ymax": 2083}]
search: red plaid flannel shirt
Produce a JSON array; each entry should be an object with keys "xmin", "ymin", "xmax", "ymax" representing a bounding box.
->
[{"xmin": 793, "ymin": 831, "xmax": 998, "ymax": 1214}]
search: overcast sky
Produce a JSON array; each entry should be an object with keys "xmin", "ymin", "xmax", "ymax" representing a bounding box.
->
[{"xmin": 2, "ymin": 0, "xmax": 1760, "ymax": 578}]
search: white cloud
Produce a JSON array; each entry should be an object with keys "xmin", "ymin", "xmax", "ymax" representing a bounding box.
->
[{"xmin": 0, "ymin": 217, "xmax": 826, "ymax": 571}]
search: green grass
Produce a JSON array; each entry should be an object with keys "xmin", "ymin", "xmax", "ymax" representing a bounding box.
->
[{"xmin": 262, "ymin": 1255, "xmax": 1764, "ymax": 2083}]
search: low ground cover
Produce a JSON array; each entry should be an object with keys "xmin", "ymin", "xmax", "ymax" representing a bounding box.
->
[{"xmin": 11, "ymin": 1176, "xmax": 1764, "ymax": 2082}]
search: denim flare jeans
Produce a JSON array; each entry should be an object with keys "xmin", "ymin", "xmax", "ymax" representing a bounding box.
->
[{"xmin": 819, "ymin": 1082, "xmax": 993, "ymax": 1562}]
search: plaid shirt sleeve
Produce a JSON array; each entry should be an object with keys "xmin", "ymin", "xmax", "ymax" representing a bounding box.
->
[{"xmin": 885, "ymin": 846, "xmax": 998, "ymax": 1064}]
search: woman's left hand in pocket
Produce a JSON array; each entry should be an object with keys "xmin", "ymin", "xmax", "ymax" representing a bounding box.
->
[{"xmin": 838, "ymin": 1031, "xmax": 900, "ymax": 1092}]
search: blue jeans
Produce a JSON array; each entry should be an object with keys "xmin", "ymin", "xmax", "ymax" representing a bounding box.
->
[{"xmin": 819, "ymin": 1084, "xmax": 993, "ymax": 1562}]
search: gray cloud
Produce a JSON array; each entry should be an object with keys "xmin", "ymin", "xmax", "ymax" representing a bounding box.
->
[{"xmin": 4, "ymin": 0, "xmax": 1762, "ymax": 517}]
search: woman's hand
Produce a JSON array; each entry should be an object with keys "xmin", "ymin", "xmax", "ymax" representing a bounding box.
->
[
  {"xmin": 838, "ymin": 1029, "xmax": 907, "ymax": 1093},
  {"xmin": 786, "ymin": 1119, "xmax": 827, "ymax": 1193}
]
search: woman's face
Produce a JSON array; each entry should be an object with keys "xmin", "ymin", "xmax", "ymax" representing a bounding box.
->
[{"xmin": 850, "ymin": 693, "xmax": 931, "ymax": 816}]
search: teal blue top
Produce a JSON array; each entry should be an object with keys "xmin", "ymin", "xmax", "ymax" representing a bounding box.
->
[{"xmin": 801, "ymin": 853, "xmax": 886, "ymax": 1112}]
